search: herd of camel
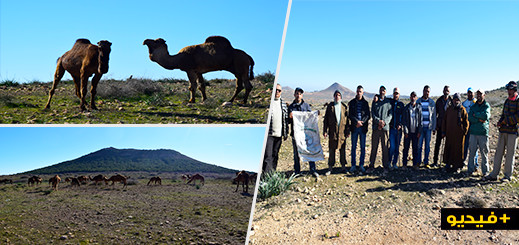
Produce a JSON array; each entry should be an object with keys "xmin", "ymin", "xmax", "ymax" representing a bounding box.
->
[
  {"xmin": 44, "ymin": 36, "xmax": 255, "ymax": 111},
  {"xmin": 2, "ymin": 170, "xmax": 257, "ymax": 193}
]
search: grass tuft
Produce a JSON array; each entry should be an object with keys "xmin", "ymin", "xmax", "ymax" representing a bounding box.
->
[{"xmin": 258, "ymin": 171, "xmax": 297, "ymax": 200}]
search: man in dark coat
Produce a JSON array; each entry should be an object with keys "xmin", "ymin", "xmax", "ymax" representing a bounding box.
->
[
  {"xmin": 442, "ymin": 93, "xmax": 469, "ymax": 172},
  {"xmin": 347, "ymin": 85, "xmax": 371, "ymax": 173},
  {"xmin": 323, "ymin": 90, "xmax": 349, "ymax": 175},
  {"xmin": 288, "ymin": 87, "xmax": 318, "ymax": 177},
  {"xmin": 433, "ymin": 85, "xmax": 452, "ymax": 168}
]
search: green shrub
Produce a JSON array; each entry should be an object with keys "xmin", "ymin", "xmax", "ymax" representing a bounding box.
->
[
  {"xmin": 258, "ymin": 171, "xmax": 297, "ymax": 200},
  {"xmin": 254, "ymin": 71, "xmax": 275, "ymax": 84},
  {"xmin": 0, "ymin": 79, "xmax": 19, "ymax": 87}
]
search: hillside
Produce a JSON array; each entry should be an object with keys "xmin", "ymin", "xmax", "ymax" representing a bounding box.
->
[
  {"xmin": 25, "ymin": 147, "xmax": 236, "ymax": 174},
  {"xmin": 281, "ymin": 83, "xmax": 376, "ymax": 106}
]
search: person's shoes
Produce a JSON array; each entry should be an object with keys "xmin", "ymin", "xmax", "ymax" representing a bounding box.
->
[
  {"xmin": 312, "ymin": 171, "xmax": 320, "ymax": 178},
  {"xmin": 359, "ymin": 166, "xmax": 366, "ymax": 173},
  {"xmin": 502, "ymin": 176, "xmax": 511, "ymax": 182},
  {"xmin": 425, "ymin": 164, "xmax": 432, "ymax": 169},
  {"xmin": 430, "ymin": 163, "xmax": 438, "ymax": 168},
  {"xmin": 483, "ymin": 175, "xmax": 497, "ymax": 181},
  {"xmin": 349, "ymin": 166, "xmax": 357, "ymax": 173},
  {"xmin": 325, "ymin": 170, "xmax": 331, "ymax": 176}
]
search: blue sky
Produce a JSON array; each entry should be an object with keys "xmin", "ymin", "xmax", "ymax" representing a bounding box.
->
[
  {"xmin": 278, "ymin": 0, "xmax": 519, "ymax": 96},
  {"xmin": 0, "ymin": 126, "xmax": 266, "ymax": 175},
  {"xmin": 0, "ymin": 0, "xmax": 288, "ymax": 82}
]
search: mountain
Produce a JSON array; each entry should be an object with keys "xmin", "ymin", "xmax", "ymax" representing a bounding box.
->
[
  {"xmin": 25, "ymin": 147, "xmax": 236, "ymax": 174},
  {"xmin": 280, "ymin": 82, "xmax": 376, "ymax": 106}
]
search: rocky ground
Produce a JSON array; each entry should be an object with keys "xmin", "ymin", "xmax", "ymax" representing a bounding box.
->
[
  {"xmin": 251, "ymin": 99, "xmax": 519, "ymax": 244},
  {"xmin": 0, "ymin": 176, "xmax": 254, "ymax": 244}
]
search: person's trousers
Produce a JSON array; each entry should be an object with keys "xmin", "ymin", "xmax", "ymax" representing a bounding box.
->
[
  {"xmin": 292, "ymin": 137, "xmax": 316, "ymax": 174},
  {"xmin": 351, "ymin": 128, "xmax": 366, "ymax": 167},
  {"xmin": 467, "ymin": 134, "xmax": 489, "ymax": 175},
  {"xmin": 418, "ymin": 128, "xmax": 432, "ymax": 165},
  {"xmin": 402, "ymin": 132, "xmax": 419, "ymax": 167},
  {"xmin": 389, "ymin": 128, "xmax": 402, "ymax": 166},
  {"xmin": 329, "ymin": 141, "xmax": 347, "ymax": 169},
  {"xmin": 433, "ymin": 128, "xmax": 445, "ymax": 165},
  {"xmin": 369, "ymin": 129, "xmax": 389, "ymax": 168},
  {"xmin": 489, "ymin": 133, "xmax": 517, "ymax": 179},
  {"xmin": 262, "ymin": 135, "xmax": 283, "ymax": 173}
]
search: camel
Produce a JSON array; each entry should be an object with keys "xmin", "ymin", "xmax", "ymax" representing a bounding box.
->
[
  {"xmin": 233, "ymin": 170, "xmax": 249, "ymax": 193},
  {"xmin": 147, "ymin": 176, "xmax": 162, "ymax": 185},
  {"xmin": 107, "ymin": 174, "xmax": 127, "ymax": 188},
  {"xmin": 90, "ymin": 174, "xmax": 108, "ymax": 185},
  {"xmin": 65, "ymin": 177, "xmax": 80, "ymax": 187},
  {"xmin": 77, "ymin": 175, "xmax": 90, "ymax": 185},
  {"xmin": 49, "ymin": 175, "xmax": 61, "ymax": 191},
  {"xmin": 249, "ymin": 173, "xmax": 258, "ymax": 185},
  {"xmin": 0, "ymin": 179, "xmax": 12, "ymax": 184},
  {"xmin": 27, "ymin": 176, "xmax": 43, "ymax": 186},
  {"xmin": 143, "ymin": 36, "xmax": 254, "ymax": 104},
  {"xmin": 45, "ymin": 38, "xmax": 112, "ymax": 111},
  {"xmin": 181, "ymin": 174, "xmax": 191, "ymax": 183},
  {"xmin": 186, "ymin": 174, "xmax": 204, "ymax": 186}
]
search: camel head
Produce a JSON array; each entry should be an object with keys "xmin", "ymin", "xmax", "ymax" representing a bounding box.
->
[
  {"xmin": 97, "ymin": 40, "xmax": 112, "ymax": 74},
  {"xmin": 143, "ymin": 38, "xmax": 168, "ymax": 62}
]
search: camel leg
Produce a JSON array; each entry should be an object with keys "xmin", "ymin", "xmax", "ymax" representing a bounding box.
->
[
  {"xmin": 72, "ymin": 75, "xmax": 81, "ymax": 98},
  {"xmin": 79, "ymin": 72, "xmax": 89, "ymax": 111},
  {"xmin": 186, "ymin": 71, "xmax": 198, "ymax": 103},
  {"xmin": 90, "ymin": 73, "xmax": 102, "ymax": 110},
  {"xmin": 242, "ymin": 77, "xmax": 253, "ymax": 104},
  {"xmin": 228, "ymin": 79, "xmax": 244, "ymax": 103},
  {"xmin": 44, "ymin": 60, "xmax": 66, "ymax": 109},
  {"xmin": 197, "ymin": 74, "xmax": 207, "ymax": 101}
]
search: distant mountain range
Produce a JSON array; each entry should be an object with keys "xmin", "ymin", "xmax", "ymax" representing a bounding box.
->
[
  {"xmin": 24, "ymin": 147, "xmax": 236, "ymax": 175},
  {"xmin": 281, "ymin": 82, "xmax": 411, "ymax": 106},
  {"xmin": 280, "ymin": 83, "xmax": 375, "ymax": 106}
]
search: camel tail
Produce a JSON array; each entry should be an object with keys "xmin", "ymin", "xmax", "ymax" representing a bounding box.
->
[{"xmin": 248, "ymin": 55, "xmax": 255, "ymax": 80}]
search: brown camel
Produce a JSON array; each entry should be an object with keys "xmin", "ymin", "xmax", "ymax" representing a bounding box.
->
[
  {"xmin": 49, "ymin": 175, "xmax": 61, "ymax": 191},
  {"xmin": 143, "ymin": 36, "xmax": 254, "ymax": 104},
  {"xmin": 108, "ymin": 174, "xmax": 127, "ymax": 188},
  {"xmin": 181, "ymin": 174, "xmax": 191, "ymax": 183},
  {"xmin": 65, "ymin": 177, "xmax": 80, "ymax": 187},
  {"xmin": 147, "ymin": 176, "xmax": 162, "ymax": 185},
  {"xmin": 27, "ymin": 176, "xmax": 43, "ymax": 186},
  {"xmin": 186, "ymin": 174, "xmax": 204, "ymax": 186},
  {"xmin": 90, "ymin": 174, "xmax": 108, "ymax": 185},
  {"xmin": 77, "ymin": 175, "xmax": 90, "ymax": 185},
  {"xmin": 233, "ymin": 170, "xmax": 249, "ymax": 193},
  {"xmin": 45, "ymin": 38, "xmax": 112, "ymax": 111}
]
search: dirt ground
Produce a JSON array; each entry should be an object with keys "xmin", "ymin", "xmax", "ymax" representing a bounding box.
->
[
  {"xmin": 0, "ymin": 176, "xmax": 254, "ymax": 245},
  {"xmin": 250, "ymin": 106, "xmax": 519, "ymax": 245}
]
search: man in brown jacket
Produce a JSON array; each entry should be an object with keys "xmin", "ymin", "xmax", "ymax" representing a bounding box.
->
[
  {"xmin": 442, "ymin": 93, "xmax": 469, "ymax": 173},
  {"xmin": 323, "ymin": 90, "xmax": 349, "ymax": 175}
]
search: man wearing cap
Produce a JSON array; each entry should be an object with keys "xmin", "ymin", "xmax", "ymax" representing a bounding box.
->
[
  {"xmin": 288, "ymin": 87, "xmax": 318, "ymax": 177},
  {"xmin": 467, "ymin": 89, "xmax": 490, "ymax": 176},
  {"xmin": 368, "ymin": 85, "xmax": 393, "ymax": 174},
  {"xmin": 348, "ymin": 85, "xmax": 371, "ymax": 173},
  {"xmin": 462, "ymin": 87, "xmax": 478, "ymax": 163},
  {"xmin": 402, "ymin": 91, "xmax": 422, "ymax": 170},
  {"xmin": 442, "ymin": 93, "xmax": 469, "ymax": 173},
  {"xmin": 417, "ymin": 85, "xmax": 436, "ymax": 168},
  {"xmin": 263, "ymin": 83, "xmax": 289, "ymax": 174},
  {"xmin": 432, "ymin": 85, "xmax": 452, "ymax": 168},
  {"xmin": 485, "ymin": 81, "xmax": 519, "ymax": 181},
  {"xmin": 389, "ymin": 87, "xmax": 405, "ymax": 170},
  {"xmin": 323, "ymin": 90, "xmax": 349, "ymax": 175}
]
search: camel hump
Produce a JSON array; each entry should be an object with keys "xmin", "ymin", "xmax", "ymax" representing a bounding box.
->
[
  {"xmin": 75, "ymin": 38, "xmax": 91, "ymax": 44},
  {"xmin": 205, "ymin": 36, "xmax": 233, "ymax": 48}
]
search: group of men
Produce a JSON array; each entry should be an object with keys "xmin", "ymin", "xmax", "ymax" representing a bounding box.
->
[{"xmin": 263, "ymin": 81, "xmax": 518, "ymax": 182}]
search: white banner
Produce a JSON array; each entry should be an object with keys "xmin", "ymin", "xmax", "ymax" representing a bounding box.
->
[{"xmin": 292, "ymin": 111, "xmax": 324, "ymax": 162}]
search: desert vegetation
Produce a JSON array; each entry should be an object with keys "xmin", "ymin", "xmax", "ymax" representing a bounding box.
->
[
  {"xmin": 0, "ymin": 172, "xmax": 254, "ymax": 244},
  {"xmin": 0, "ymin": 72, "xmax": 273, "ymax": 124}
]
